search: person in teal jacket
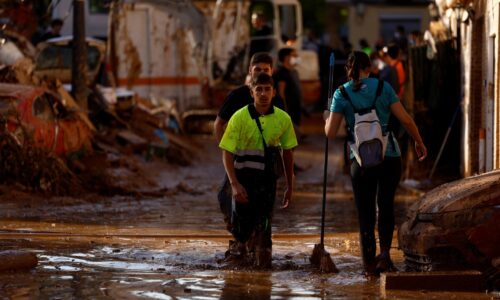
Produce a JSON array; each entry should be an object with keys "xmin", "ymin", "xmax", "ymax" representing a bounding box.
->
[{"xmin": 324, "ymin": 51, "xmax": 427, "ymax": 276}]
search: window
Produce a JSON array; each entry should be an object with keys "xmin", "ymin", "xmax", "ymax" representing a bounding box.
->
[
  {"xmin": 278, "ymin": 5, "xmax": 297, "ymax": 43},
  {"xmin": 36, "ymin": 44, "xmax": 102, "ymax": 71},
  {"xmin": 89, "ymin": 0, "xmax": 110, "ymax": 14}
]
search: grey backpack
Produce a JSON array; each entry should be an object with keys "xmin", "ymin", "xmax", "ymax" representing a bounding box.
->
[{"xmin": 340, "ymin": 79, "xmax": 387, "ymax": 168}]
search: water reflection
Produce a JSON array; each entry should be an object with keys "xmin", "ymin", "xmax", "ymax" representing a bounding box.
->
[
  {"xmin": 221, "ymin": 271, "xmax": 272, "ymax": 300},
  {"xmin": 132, "ymin": 291, "xmax": 172, "ymax": 299}
]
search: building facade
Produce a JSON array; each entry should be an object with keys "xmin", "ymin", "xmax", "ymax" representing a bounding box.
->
[{"xmin": 442, "ymin": 0, "xmax": 500, "ymax": 176}]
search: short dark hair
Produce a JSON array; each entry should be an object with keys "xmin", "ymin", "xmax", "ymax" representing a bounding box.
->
[
  {"xmin": 278, "ymin": 47, "xmax": 294, "ymax": 63},
  {"xmin": 249, "ymin": 52, "xmax": 273, "ymax": 67},
  {"xmin": 386, "ymin": 43, "xmax": 400, "ymax": 59},
  {"xmin": 51, "ymin": 19, "xmax": 63, "ymax": 27},
  {"xmin": 251, "ymin": 72, "xmax": 274, "ymax": 87}
]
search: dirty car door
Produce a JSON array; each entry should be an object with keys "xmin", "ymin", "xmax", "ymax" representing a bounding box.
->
[
  {"xmin": 56, "ymin": 109, "xmax": 92, "ymax": 156},
  {"xmin": 28, "ymin": 92, "xmax": 58, "ymax": 153}
]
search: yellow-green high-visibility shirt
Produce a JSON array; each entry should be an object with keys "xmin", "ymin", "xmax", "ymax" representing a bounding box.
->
[{"xmin": 219, "ymin": 104, "xmax": 298, "ymax": 171}]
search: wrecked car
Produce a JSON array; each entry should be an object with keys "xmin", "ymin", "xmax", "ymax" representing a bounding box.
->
[
  {"xmin": 398, "ymin": 170, "xmax": 500, "ymax": 287},
  {"xmin": 34, "ymin": 36, "xmax": 106, "ymax": 84},
  {"xmin": 0, "ymin": 83, "xmax": 92, "ymax": 156}
]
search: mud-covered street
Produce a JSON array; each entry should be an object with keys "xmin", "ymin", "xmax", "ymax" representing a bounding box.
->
[{"xmin": 0, "ymin": 115, "xmax": 489, "ymax": 299}]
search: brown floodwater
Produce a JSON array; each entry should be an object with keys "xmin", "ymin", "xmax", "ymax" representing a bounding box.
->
[{"xmin": 0, "ymin": 131, "xmax": 494, "ymax": 299}]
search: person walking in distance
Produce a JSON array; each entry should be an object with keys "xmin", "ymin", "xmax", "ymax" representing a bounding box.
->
[
  {"xmin": 249, "ymin": 12, "xmax": 274, "ymax": 58},
  {"xmin": 219, "ymin": 73, "xmax": 297, "ymax": 268},
  {"xmin": 273, "ymin": 47, "xmax": 303, "ymax": 129},
  {"xmin": 384, "ymin": 43, "xmax": 405, "ymax": 100},
  {"xmin": 324, "ymin": 51, "xmax": 427, "ymax": 276}
]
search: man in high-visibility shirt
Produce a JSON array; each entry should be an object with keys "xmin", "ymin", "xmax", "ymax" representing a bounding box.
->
[{"xmin": 219, "ymin": 73, "xmax": 297, "ymax": 268}]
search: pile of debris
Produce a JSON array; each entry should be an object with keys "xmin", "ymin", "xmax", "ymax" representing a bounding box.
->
[
  {"xmin": 0, "ymin": 129, "xmax": 81, "ymax": 195},
  {"xmin": 91, "ymin": 89, "xmax": 195, "ymax": 167},
  {"xmin": 0, "ymin": 29, "xmax": 199, "ymax": 196}
]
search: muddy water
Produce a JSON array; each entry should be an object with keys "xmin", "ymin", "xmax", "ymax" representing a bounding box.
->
[{"xmin": 0, "ymin": 127, "xmax": 493, "ymax": 299}]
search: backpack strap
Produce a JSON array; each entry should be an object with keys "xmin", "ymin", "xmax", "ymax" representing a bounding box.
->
[
  {"xmin": 339, "ymin": 85, "xmax": 354, "ymax": 111},
  {"xmin": 340, "ymin": 81, "xmax": 383, "ymax": 114},
  {"xmin": 372, "ymin": 78, "xmax": 384, "ymax": 108},
  {"xmin": 339, "ymin": 85, "xmax": 355, "ymax": 155},
  {"xmin": 339, "ymin": 85, "xmax": 351, "ymax": 101},
  {"xmin": 375, "ymin": 78, "xmax": 383, "ymax": 96},
  {"xmin": 373, "ymin": 79, "xmax": 397, "ymax": 150}
]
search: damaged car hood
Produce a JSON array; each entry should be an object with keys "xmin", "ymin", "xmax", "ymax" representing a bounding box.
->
[{"xmin": 408, "ymin": 171, "xmax": 500, "ymax": 215}]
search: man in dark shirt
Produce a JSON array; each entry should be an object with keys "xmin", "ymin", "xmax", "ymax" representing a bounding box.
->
[
  {"xmin": 273, "ymin": 47, "xmax": 302, "ymax": 127},
  {"xmin": 214, "ymin": 52, "xmax": 284, "ymax": 141},
  {"xmin": 40, "ymin": 19, "xmax": 63, "ymax": 42}
]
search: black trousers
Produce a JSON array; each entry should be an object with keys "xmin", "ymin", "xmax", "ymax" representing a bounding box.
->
[
  {"xmin": 350, "ymin": 156, "xmax": 402, "ymax": 266},
  {"xmin": 231, "ymin": 169, "xmax": 277, "ymax": 249}
]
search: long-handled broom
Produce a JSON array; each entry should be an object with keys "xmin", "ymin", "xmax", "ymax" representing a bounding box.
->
[{"xmin": 310, "ymin": 53, "xmax": 338, "ymax": 273}]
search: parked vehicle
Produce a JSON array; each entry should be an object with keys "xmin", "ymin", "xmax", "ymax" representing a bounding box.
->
[
  {"xmin": 34, "ymin": 36, "xmax": 106, "ymax": 85},
  {"xmin": 398, "ymin": 170, "xmax": 500, "ymax": 287},
  {"xmin": 0, "ymin": 83, "xmax": 92, "ymax": 156}
]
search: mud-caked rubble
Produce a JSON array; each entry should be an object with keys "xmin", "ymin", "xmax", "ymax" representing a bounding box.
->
[{"xmin": 0, "ymin": 30, "xmax": 197, "ymax": 196}]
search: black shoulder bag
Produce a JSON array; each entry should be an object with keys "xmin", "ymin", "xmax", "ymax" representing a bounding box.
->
[{"xmin": 254, "ymin": 116, "xmax": 285, "ymax": 178}]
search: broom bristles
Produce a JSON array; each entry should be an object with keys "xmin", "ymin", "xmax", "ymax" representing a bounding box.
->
[{"xmin": 310, "ymin": 243, "xmax": 339, "ymax": 273}]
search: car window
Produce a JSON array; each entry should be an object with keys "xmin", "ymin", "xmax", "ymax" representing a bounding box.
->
[
  {"xmin": 33, "ymin": 94, "xmax": 55, "ymax": 121},
  {"xmin": 36, "ymin": 44, "xmax": 102, "ymax": 71}
]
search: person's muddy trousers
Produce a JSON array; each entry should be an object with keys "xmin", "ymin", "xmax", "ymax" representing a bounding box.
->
[
  {"xmin": 231, "ymin": 169, "xmax": 276, "ymax": 251},
  {"xmin": 350, "ymin": 156, "xmax": 402, "ymax": 268}
]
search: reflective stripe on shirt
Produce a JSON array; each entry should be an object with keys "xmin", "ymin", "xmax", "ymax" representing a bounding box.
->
[
  {"xmin": 234, "ymin": 149, "xmax": 266, "ymax": 170},
  {"xmin": 234, "ymin": 160, "xmax": 265, "ymax": 170}
]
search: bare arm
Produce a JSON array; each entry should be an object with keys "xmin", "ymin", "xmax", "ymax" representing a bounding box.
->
[
  {"xmin": 222, "ymin": 150, "xmax": 248, "ymax": 203},
  {"xmin": 324, "ymin": 112, "xmax": 344, "ymax": 139},
  {"xmin": 390, "ymin": 101, "xmax": 427, "ymax": 161},
  {"xmin": 281, "ymin": 149, "xmax": 294, "ymax": 209},
  {"xmin": 214, "ymin": 116, "xmax": 227, "ymax": 143}
]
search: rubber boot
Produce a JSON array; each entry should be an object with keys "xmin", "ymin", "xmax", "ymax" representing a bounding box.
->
[{"xmin": 255, "ymin": 247, "xmax": 272, "ymax": 269}]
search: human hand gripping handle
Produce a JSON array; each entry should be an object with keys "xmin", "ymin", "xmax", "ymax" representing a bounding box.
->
[{"xmin": 323, "ymin": 53, "xmax": 336, "ymax": 121}]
